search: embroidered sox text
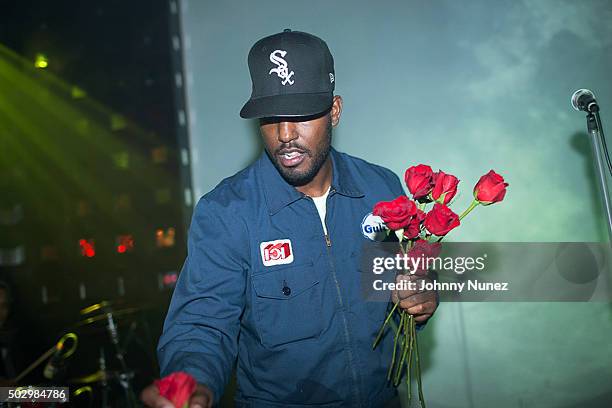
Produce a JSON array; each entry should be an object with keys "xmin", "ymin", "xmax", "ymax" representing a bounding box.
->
[{"xmin": 269, "ymin": 50, "xmax": 295, "ymax": 85}]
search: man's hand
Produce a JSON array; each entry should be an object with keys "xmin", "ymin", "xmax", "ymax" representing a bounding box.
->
[
  {"xmin": 392, "ymin": 273, "xmax": 437, "ymax": 323},
  {"xmin": 141, "ymin": 382, "xmax": 214, "ymax": 408}
]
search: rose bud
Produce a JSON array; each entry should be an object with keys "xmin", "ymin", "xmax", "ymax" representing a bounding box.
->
[
  {"xmin": 404, "ymin": 164, "xmax": 434, "ymax": 199},
  {"xmin": 473, "ymin": 170, "xmax": 508, "ymax": 205},
  {"xmin": 431, "ymin": 170, "xmax": 459, "ymax": 205},
  {"xmin": 424, "ymin": 203, "xmax": 460, "ymax": 236}
]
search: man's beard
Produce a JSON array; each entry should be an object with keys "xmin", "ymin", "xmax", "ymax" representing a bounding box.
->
[{"xmin": 267, "ymin": 118, "xmax": 332, "ymax": 187}]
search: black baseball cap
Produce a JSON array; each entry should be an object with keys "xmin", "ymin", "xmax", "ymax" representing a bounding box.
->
[{"xmin": 240, "ymin": 29, "xmax": 335, "ymax": 119}]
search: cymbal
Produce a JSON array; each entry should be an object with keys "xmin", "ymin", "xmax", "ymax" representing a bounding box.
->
[
  {"xmin": 79, "ymin": 301, "xmax": 115, "ymax": 316},
  {"xmin": 79, "ymin": 300, "xmax": 153, "ymax": 317},
  {"xmin": 73, "ymin": 307, "xmax": 142, "ymax": 328}
]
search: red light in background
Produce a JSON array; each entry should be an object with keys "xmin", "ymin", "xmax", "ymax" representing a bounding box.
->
[
  {"xmin": 163, "ymin": 273, "xmax": 178, "ymax": 285},
  {"xmin": 79, "ymin": 239, "xmax": 95, "ymax": 258},
  {"xmin": 161, "ymin": 271, "xmax": 179, "ymax": 289},
  {"xmin": 116, "ymin": 235, "xmax": 134, "ymax": 254}
]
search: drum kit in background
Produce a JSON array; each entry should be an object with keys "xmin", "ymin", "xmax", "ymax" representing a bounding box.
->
[{"xmin": 12, "ymin": 300, "xmax": 156, "ymax": 407}]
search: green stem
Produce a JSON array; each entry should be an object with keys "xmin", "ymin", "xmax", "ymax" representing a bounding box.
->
[
  {"xmin": 387, "ymin": 311, "xmax": 404, "ymax": 381},
  {"xmin": 373, "ymin": 301, "xmax": 400, "ymax": 349},
  {"xmin": 398, "ymin": 240, "xmax": 407, "ymax": 256},
  {"xmin": 394, "ymin": 315, "xmax": 409, "ymax": 385},
  {"xmin": 406, "ymin": 315, "xmax": 414, "ymax": 405},
  {"xmin": 413, "ymin": 315, "xmax": 426, "ymax": 408},
  {"xmin": 458, "ymin": 199, "xmax": 480, "ymax": 221}
]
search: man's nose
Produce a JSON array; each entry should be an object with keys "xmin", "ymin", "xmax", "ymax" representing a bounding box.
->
[{"xmin": 277, "ymin": 121, "xmax": 298, "ymax": 143}]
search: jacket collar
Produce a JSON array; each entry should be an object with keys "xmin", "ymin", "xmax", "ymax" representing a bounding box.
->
[{"xmin": 258, "ymin": 147, "xmax": 365, "ymax": 216}]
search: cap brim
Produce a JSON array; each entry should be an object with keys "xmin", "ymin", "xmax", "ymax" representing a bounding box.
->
[{"xmin": 240, "ymin": 92, "xmax": 333, "ymax": 119}]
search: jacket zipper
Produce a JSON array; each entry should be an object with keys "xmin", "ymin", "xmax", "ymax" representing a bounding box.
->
[{"xmin": 320, "ymin": 189, "xmax": 363, "ymax": 407}]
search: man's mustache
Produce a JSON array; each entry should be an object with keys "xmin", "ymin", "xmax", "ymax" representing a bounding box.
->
[{"xmin": 275, "ymin": 144, "xmax": 310, "ymax": 156}]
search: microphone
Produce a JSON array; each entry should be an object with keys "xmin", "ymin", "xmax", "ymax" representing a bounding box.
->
[{"xmin": 571, "ymin": 89, "xmax": 599, "ymax": 112}]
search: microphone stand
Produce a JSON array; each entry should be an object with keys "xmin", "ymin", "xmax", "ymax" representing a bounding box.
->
[
  {"xmin": 585, "ymin": 109, "xmax": 612, "ymax": 241},
  {"xmin": 105, "ymin": 312, "xmax": 137, "ymax": 407},
  {"xmin": 584, "ymin": 108, "xmax": 612, "ymax": 299}
]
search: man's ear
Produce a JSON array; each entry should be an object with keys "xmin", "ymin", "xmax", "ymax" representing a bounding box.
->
[{"xmin": 331, "ymin": 95, "xmax": 343, "ymax": 127}]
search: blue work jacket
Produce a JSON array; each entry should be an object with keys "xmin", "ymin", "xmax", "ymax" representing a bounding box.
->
[{"xmin": 158, "ymin": 147, "xmax": 409, "ymax": 407}]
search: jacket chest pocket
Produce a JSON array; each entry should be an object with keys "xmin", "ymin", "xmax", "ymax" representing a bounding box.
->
[{"xmin": 251, "ymin": 260, "xmax": 323, "ymax": 348}]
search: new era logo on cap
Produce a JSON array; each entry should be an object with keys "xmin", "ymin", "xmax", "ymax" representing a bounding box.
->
[{"xmin": 240, "ymin": 29, "xmax": 336, "ymax": 119}]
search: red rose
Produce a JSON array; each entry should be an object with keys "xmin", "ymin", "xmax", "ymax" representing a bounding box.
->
[
  {"xmin": 404, "ymin": 164, "xmax": 434, "ymax": 199},
  {"xmin": 155, "ymin": 371, "xmax": 196, "ymax": 408},
  {"xmin": 373, "ymin": 195, "xmax": 417, "ymax": 230},
  {"xmin": 403, "ymin": 208, "xmax": 426, "ymax": 239},
  {"xmin": 424, "ymin": 203, "xmax": 460, "ymax": 236},
  {"xmin": 431, "ymin": 171, "xmax": 459, "ymax": 205},
  {"xmin": 474, "ymin": 170, "xmax": 508, "ymax": 205}
]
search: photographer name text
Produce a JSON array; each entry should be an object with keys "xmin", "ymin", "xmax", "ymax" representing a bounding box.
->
[{"xmin": 373, "ymin": 279, "xmax": 509, "ymax": 292}]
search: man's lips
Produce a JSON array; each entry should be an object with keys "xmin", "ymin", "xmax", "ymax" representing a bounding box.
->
[{"xmin": 277, "ymin": 148, "xmax": 307, "ymax": 168}]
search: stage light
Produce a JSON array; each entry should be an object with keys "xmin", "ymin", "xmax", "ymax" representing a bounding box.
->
[
  {"xmin": 116, "ymin": 235, "xmax": 134, "ymax": 253},
  {"xmin": 34, "ymin": 53, "xmax": 48, "ymax": 69},
  {"xmin": 155, "ymin": 227, "xmax": 175, "ymax": 248},
  {"xmin": 78, "ymin": 239, "xmax": 95, "ymax": 258},
  {"xmin": 160, "ymin": 271, "xmax": 178, "ymax": 289},
  {"xmin": 163, "ymin": 273, "xmax": 177, "ymax": 285}
]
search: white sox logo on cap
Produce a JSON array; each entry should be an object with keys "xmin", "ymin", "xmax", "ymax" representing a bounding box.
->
[{"xmin": 269, "ymin": 50, "xmax": 295, "ymax": 85}]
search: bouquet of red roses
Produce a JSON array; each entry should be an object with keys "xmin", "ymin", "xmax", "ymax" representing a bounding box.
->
[{"xmin": 371, "ymin": 165, "xmax": 508, "ymax": 407}]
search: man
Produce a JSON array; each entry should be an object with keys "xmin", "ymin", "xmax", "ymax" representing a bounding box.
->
[{"xmin": 142, "ymin": 29, "xmax": 437, "ymax": 408}]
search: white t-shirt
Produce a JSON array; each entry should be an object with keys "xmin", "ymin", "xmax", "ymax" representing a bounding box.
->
[{"xmin": 311, "ymin": 186, "xmax": 331, "ymax": 235}]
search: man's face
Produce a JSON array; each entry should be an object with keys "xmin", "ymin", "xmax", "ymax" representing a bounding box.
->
[{"xmin": 259, "ymin": 96, "xmax": 342, "ymax": 186}]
